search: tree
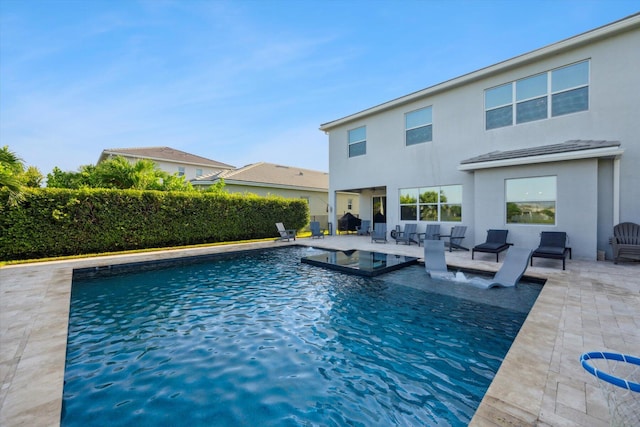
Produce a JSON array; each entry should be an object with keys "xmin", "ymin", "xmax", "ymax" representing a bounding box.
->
[
  {"xmin": 47, "ymin": 156, "xmax": 194, "ymax": 191},
  {"xmin": 0, "ymin": 145, "xmax": 24, "ymax": 193},
  {"xmin": 21, "ymin": 166, "xmax": 44, "ymax": 188},
  {"xmin": 0, "ymin": 145, "xmax": 29, "ymax": 203},
  {"xmin": 202, "ymin": 178, "xmax": 225, "ymax": 193},
  {"xmin": 161, "ymin": 173, "xmax": 194, "ymax": 191},
  {"xmin": 47, "ymin": 166, "xmax": 92, "ymax": 189}
]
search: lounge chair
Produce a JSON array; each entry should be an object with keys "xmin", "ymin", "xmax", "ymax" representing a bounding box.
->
[
  {"xmin": 275, "ymin": 222, "xmax": 296, "ymax": 242},
  {"xmin": 469, "ymin": 247, "xmax": 532, "ymax": 288},
  {"xmin": 530, "ymin": 231, "xmax": 571, "ymax": 270},
  {"xmin": 309, "ymin": 221, "xmax": 325, "ymax": 239},
  {"xmin": 611, "ymin": 222, "xmax": 640, "ymax": 264},
  {"xmin": 424, "ymin": 240, "xmax": 454, "ymax": 279},
  {"xmin": 395, "ymin": 223, "xmax": 418, "ymax": 245},
  {"xmin": 472, "ymin": 229, "xmax": 510, "ymax": 262},
  {"xmin": 439, "ymin": 226, "xmax": 468, "ymax": 252},
  {"xmin": 371, "ymin": 223, "xmax": 387, "ymax": 243},
  {"xmin": 417, "ymin": 224, "xmax": 440, "ymax": 247},
  {"xmin": 356, "ymin": 220, "xmax": 371, "ymax": 236}
]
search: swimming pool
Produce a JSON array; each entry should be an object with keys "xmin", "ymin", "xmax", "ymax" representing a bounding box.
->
[{"xmin": 62, "ymin": 246, "xmax": 542, "ymax": 426}]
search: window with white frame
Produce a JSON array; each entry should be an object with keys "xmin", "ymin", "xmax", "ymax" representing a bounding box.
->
[
  {"xmin": 178, "ymin": 166, "xmax": 185, "ymax": 176},
  {"xmin": 506, "ymin": 176, "xmax": 556, "ymax": 224},
  {"xmin": 348, "ymin": 126, "xmax": 366, "ymax": 157},
  {"xmin": 196, "ymin": 168, "xmax": 203, "ymax": 177},
  {"xmin": 400, "ymin": 185, "xmax": 462, "ymax": 222},
  {"xmin": 551, "ymin": 61, "xmax": 589, "ymax": 117},
  {"xmin": 405, "ymin": 107, "xmax": 433, "ymax": 146},
  {"xmin": 485, "ymin": 60, "xmax": 589, "ymax": 130}
]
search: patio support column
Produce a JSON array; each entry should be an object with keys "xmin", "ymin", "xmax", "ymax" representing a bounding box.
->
[
  {"xmin": 613, "ymin": 157, "xmax": 620, "ymax": 225},
  {"xmin": 329, "ymin": 190, "xmax": 337, "ymax": 235}
]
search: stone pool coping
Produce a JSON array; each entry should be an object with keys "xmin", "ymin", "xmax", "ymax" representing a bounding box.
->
[{"xmin": 1, "ymin": 237, "xmax": 638, "ymax": 426}]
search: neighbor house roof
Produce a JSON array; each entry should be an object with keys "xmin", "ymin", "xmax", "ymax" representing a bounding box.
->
[
  {"xmin": 98, "ymin": 146, "xmax": 235, "ymax": 169},
  {"xmin": 192, "ymin": 162, "xmax": 328, "ymax": 191},
  {"xmin": 458, "ymin": 140, "xmax": 623, "ymax": 171},
  {"xmin": 320, "ymin": 13, "xmax": 640, "ymax": 131}
]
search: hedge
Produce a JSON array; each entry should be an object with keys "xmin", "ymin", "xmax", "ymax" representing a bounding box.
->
[{"xmin": 0, "ymin": 188, "xmax": 309, "ymax": 261}]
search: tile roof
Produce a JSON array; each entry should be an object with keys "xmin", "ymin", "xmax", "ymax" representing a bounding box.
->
[
  {"xmin": 100, "ymin": 146, "xmax": 235, "ymax": 169},
  {"xmin": 194, "ymin": 162, "xmax": 328, "ymax": 190},
  {"xmin": 460, "ymin": 140, "xmax": 621, "ymax": 165}
]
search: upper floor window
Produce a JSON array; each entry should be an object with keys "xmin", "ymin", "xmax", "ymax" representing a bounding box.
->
[
  {"xmin": 485, "ymin": 60, "xmax": 589, "ymax": 130},
  {"xmin": 348, "ymin": 126, "xmax": 366, "ymax": 157},
  {"xmin": 506, "ymin": 176, "xmax": 556, "ymax": 224},
  {"xmin": 196, "ymin": 168, "xmax": 203, "ymax": 177},
  {"xmin": 400, "ymin": 185, "xmax": 462, "ymax": 222},
  {"xmin": 178, "ymin": 166, "xmax": 185, "ymax": 176},
  {"xmin": 551, "ymin": 61, "xmax": 589, "ymax": 117},
  {"xmin": 405, "ymin": 107, "xmax": 433, "ymax": 146}
]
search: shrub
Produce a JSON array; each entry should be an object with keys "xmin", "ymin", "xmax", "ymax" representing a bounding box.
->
[{"xmin": 0, "ymin": 188, "xmax": 308, "ymax": 261}]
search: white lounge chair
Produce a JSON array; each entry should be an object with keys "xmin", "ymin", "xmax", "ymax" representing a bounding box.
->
[
  {"xmin": 276, "ymin": 222, "xmax": 296, "ymax": 241},
  {"xmin": 469, "ymin": 247, "xmax": 532, "ymax": 288},
  {"xmin": 424, "ymin": 240, "xmax": 454, "ymax": 279}
]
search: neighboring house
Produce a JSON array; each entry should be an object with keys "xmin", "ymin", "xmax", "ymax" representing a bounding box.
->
[
  {"xmin": 98, "ymin": 146, "xmax": 235, "ymax": 181},
  {"xmin": 320, "ymin": 13, "xmax": 640, "ymax": 260},
  {"xmin": 192, "ymin": 162, "xmax": 359, "ymax": 232}
]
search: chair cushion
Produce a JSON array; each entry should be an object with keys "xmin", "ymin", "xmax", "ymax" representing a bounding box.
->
[
  {"xmin": 474, "ymin": 243, "xmax": 508, "ymax": 251},
  {"xmin": 534, "ymin": 246, "xmax": 566, "ymax": 256},
  {"xmin": 486, "ymin": 230, "xmax": 508, "ymax": 244}
]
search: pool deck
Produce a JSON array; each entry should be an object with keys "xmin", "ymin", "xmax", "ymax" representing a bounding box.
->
[{"xmin": 1, "ymin": 236, "xmax": 638, "ymax": 426}]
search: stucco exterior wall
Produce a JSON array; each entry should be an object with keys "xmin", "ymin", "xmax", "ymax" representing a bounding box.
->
[
  {"xmin": 325, "ymin": 21, "xmax": 639, "ymax": 259},
  {"xmin": 151, "ymin": 160, "xmax": 224, "ymax": 181},
  {"xmin": 115, "ymin": 155, "xmax": 225, "ymax": 181},
  {"xmin": 473, "ymin": 160, "xmax": 598, "ymax": 259}
]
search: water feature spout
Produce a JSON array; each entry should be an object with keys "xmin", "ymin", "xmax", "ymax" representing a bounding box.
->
[{"xmin": 454, "ymin": 271, "xmax": 468, "ymax": 282}]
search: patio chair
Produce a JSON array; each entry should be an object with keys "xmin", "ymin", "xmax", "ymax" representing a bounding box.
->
[
  {"xmin": 611, "ymin": 222, "xmax": 640, "ymax": 264},
  {"xmin": 275, "ymin": 222, "xmax": 296, "ymax": 242},
  {"xmin": 395, "ymin": 223, "xmax": 418, "ymax": 245},
  {"xmin": 371, "ymin": 223, "xmax": 387, "ymax": 243},
  {"xmin": 309, "ymin": 221, "xmax": 325, "ymax": 239},
  {"xmin": 424, "ymin": 240, "xmax": 454, "ymax": 279},
  {"xmin": 472, "ymin": 229, "xmax": 510, "ymax": 262},
  {"xmin": 417, "ymin": 224, "xmax": 440, "ymax": 247},
  {"xmin": 440, "ymin": 226, "xmax": 468, "ymax": 252},
  {"xmin": 469, "ymin": 247, "xmax": 532, "ymax": 288},
  {"xmin": 530, "ymin": 231, "xmax": 571, "ymax": 270},
  {"xmin": 356, "ymin": 220, "xmax": 371, "ymax": 236}
]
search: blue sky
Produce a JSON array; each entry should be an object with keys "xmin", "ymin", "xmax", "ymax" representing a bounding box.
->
[{"xmin": 1, "ymin": 0, "xmax": 638, "ymax": 176}]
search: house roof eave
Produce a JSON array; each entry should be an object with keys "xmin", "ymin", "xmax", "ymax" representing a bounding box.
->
[
  {"xmin": 319, "ymin": 13, "xmax": 640, "ymax": 132},
  {"xmin": 458, "ymin": 146, "xmax": 624, "ymax": 171}
]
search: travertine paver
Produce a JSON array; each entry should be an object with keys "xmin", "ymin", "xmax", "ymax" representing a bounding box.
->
[{"xmin": 1, "ymin": 236, "xmax": 639, "ymax": 426}]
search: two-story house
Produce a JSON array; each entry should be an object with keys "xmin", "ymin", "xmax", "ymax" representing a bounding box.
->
[
  {"xmin": 98, "ymin": 146, "xmax": 235, "ymax": 181},
  {"xmin": 320, "ymin": 13, "xmax": 640, "ymax": 260}
]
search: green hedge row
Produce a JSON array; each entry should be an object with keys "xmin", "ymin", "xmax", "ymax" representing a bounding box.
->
[{"xmin": 0, "ymin": 188, "xmax": 309, "ymax": 261}]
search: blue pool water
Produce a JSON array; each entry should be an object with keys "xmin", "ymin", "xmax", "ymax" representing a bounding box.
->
[{"xmin": 62, "ymin": 246, "xmax": 542, "ymax": 426}]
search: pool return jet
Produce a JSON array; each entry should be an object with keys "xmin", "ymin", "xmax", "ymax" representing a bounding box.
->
[{"xmin": 423, "ymin": 240, "xmax": 532, "ymax": 289}]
